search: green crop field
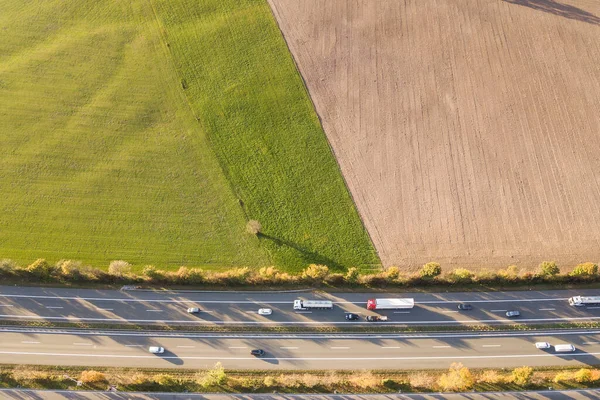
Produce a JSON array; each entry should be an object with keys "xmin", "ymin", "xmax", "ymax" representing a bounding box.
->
[{"xmin": 0, "ymin": 0, "xmax": 378, "ymax": 271}]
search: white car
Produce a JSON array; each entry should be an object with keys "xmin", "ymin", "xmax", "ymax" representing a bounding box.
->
[
  {"xmin": 149, "ymin": 346, "xmax": 164, "ymax": 354},
  {"xmin": 535, "ymin": 342, "xmax": 551, "ymax": 349},
  {"xmin": 187, "ymin": 307, "xmax": 200, "ymax": 314},
  {"xmin": 258, "ymin": 308, "xmax": 272, "ymax": 316}
]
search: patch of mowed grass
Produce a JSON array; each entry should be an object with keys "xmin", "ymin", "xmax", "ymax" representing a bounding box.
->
[
  {"xmin": 0, "ymin": 0, "xmax": 269, "ymax": 268},
  {"xmin": 151, "ymin": 0, "xmax": 379, "ymax": 271}
]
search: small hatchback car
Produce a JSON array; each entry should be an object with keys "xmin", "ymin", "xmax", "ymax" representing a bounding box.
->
[
  {"xmin": 457, "ymin": 304, "xmax": 473, "ymax": 310},
  {"xmin": 251, "ymin": 349, "xmax": 265, "ymax": 357},
  {"xmin": 149, "ymin": 346, "xmax": 165, "ymax": 354},
  {"xmin": 535, "ymin": 342, "xmax": 551, "ymax": 349},
  {"xmin": 258, "ymin": 308, "xmax": 272, "ymax": 316},
  {"xmin": 345, "ymin": 313, "xmax": 360, "ymax": 320},
  {"xmin": 506, "ymin": 310, "xmax": 521, "ymax": 318}
]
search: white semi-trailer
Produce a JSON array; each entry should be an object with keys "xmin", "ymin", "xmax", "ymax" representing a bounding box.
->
[
  {"xmin": 367, "ymin": 298, "xmax": 414, "ymax": 310},
  {"xmin": 568, "ymin": 296, "xmax": 600, "ymax": 306},
  {"xmin": 293, "ymin": 300, "xmax": 334, "ymax": 310}
]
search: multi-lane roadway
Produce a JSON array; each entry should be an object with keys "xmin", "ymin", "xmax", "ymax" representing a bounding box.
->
[
  {"xmin": 0, "ymin": 286, "xmax": 598, "ymax": 326},
  {"xmin": 1, "ymin": 327, "xmax": 600, "ymax": 369}
]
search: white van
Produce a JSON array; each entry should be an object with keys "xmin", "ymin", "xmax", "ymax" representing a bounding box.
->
[{"xmin": 554, "ymin": 344, "xmax": 576, "ymax": 353}]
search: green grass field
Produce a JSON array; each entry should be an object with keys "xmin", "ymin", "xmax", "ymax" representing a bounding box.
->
[{"xmin": 0, "ymin": 0, "xmax": 378, "ymax": 271}]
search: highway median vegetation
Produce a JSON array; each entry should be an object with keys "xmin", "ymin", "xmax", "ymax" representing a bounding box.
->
[
  {"xmin": 3, "ymin": 364, "xmax": 600, "ymax": 394},
  {"xmin": 2, "ymin": 258, "xmax": 600, "ymax": 292}
]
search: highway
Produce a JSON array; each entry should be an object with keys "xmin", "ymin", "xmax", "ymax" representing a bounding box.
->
[
  {"xmin": 2, "ymin": 327, "xmax": 600, "ymax": 370},
  {"xmin": 2, "ymin": 389, "xmax": 600, "ymax": 399},
  {"xmin": 0, "ymin": 286, "xmax": 599, "ymax": 326}
]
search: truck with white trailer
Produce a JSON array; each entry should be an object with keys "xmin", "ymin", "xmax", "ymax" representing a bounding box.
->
[
  {"xmin": 568, "ymin": 296, "xmax": 600, "ymax": 306},
  {"xmin": 367, "ymin": 298, "xmax": 414, "ymax": 310},
  {"xmin": 293, "ymin": 299, "xmax": 334, "ymax": 310}
]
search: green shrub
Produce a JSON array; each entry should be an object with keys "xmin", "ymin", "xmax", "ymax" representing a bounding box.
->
[
  {"xmin": 301, "ymin": 264, "xmax": 329, "ymax": 282},
  {"xmin": 574, "ymin": 368, "xmax": 593, "ymax": 383},
  {"xmin": 143, "ymin": 265, "xmax": 165, "ymax": 282},
  {"xmin": 538, "ymin": 261, "xmax": 559, "ymax": 276},
  {"xmin": 108, "ymin": 260, "xmax": 131, "ymax": 276},
  {"xmin": 571, "ymin": 262, "xmax": 598, "ymax": 276},
  {"xmin": 56, "ymin": 260, "xmax": 84, "ymax": 281},
  {"xmin": 25, "ymin": 259, "xmax": 55, "ymax": 281},
  {"xmin": 79, "ymin": 370, "xmax": 107, "ymax": 384},
  {"xmin": 344, "ymin": 267, "xmax": 360, "ymax": 284},
  {"xmin": 385, "ymin": 266, "xmax": 401, "ymax": 280},
  {"xmin": 511, "ymin": 366, "xmax": 533, "ymax": 386},
  {"xmin": 246, "ymin": 220, "xmax": 262, "ymax": 235},
  {"xmin": 420, "ymin": 262, "xmax": 441, "ymax": 278},
  {"xmin": 201, "ymin": 362, "xmax": 227, "ymax": 387},
  {"xmin": 553, "ymin": 371, "xmax": 573, "ymax": 383},
  {"xmin": 438, "ymin": 362, "xmax": 474, "ymax": 391},
  {"xmin": 448, "ymin": 268, "xmax": 473, "ymax": 283}
]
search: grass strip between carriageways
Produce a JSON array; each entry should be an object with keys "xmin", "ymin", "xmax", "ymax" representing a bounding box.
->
[{"xmin": 3, "ymin": 319, "xmax": 600, "ymax": 334}]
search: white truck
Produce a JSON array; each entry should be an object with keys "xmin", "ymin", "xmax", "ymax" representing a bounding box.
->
[
  {"xmin": 293, "ymin": 299, "xmax": 333, "ymax": 310},
  {"xmin": 568, "ymin": 296, "xmax": 600, "ymax": 306},
  {"xmin": 367, "ymin": 298, "xmax": 414, "ymax": 310}
]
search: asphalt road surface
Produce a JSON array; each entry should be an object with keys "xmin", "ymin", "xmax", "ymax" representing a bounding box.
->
[
  {"xmin": 2, "ymin": 389, "xmax": 600, "ymax": 399},
  {"xmin": 0, "ymin": 286, "xmax": 599, "ymax": 326},
  {"xmin": 2, "ymin": 327, "xmax": 600, "ymax": 370}
]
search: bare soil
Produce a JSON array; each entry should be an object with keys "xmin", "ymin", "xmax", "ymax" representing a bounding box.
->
[{"xmin": 268, "ymin": 0, "xmax": 600, "ymax": 272}]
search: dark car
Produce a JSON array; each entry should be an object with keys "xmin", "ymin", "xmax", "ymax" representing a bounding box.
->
[
  {"xmin": 345, "ymin": 313, "xmax": 360, "ymax": 320},
  {"xmin": 250, "ymin": 349, "xmax": 265, "ymax": 357},
  {"xmin": 506, "ymin": 310, "xmax": 521, "ymax": 318},
  {"xmin": 457, "ymin": 304, "xmax": 473, "ymax": 310},
  {"xmin": 365, "ymin": 315, "xmax": 388, "ymax": 322}
]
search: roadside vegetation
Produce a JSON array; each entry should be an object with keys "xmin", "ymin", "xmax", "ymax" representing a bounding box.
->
[
  {"xmin": 1, "ymin": 258, "xmax": 599, "ymax": 292},
  {"xmin": 0, "ymin": 0, "xmax": 377, "ymax": 272},
  {"xmin": 2, "ymin": 363, "xmax": 600, "ymax": 394}
]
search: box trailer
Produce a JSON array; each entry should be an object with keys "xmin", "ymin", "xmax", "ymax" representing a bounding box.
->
[
  {"xmin": 367, "ymin": 298, "xmax": 414, "ymax": 310},
  {"xmin": 293, "ymin": 300, "xmax": 334, "ymax": 310},
  {"xmin": 568, "ymin": 296, "xmax": 600, "ymax": 306}
]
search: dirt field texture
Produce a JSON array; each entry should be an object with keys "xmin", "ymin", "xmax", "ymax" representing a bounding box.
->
[{"xmin": 268, "ymin": 0, "xmax": 600, "ymax": 271}]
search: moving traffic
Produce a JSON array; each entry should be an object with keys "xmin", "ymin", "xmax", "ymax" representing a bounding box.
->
[{"xmin": 0, "ymin": 286, "xmax": 598, "ymax": 326}]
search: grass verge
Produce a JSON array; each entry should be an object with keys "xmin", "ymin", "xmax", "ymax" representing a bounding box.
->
[
  {"xmin": 2, "ymin": 363, "xmax": 600, "ymax": 393},
  {"xmin": 4, "ymin": 319, "xmax": 600, "ymax": 334}
]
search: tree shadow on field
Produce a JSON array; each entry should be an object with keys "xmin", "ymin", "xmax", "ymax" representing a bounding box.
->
[
  {"xmin": 503, "ymin": 0, "xmax": 600, "ymax": 25},
  {"xmin": 258, "ymin": 233, "xmax": 343, "ymax": 271}
]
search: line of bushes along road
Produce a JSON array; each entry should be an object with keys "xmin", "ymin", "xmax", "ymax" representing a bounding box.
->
[
  {"xmin": 0, "ymin": 258, "xmax": 599, "ymax": 289},
  {"xmin": 4, "ymin": 362, "xmax": 600, "ymax": 393}
]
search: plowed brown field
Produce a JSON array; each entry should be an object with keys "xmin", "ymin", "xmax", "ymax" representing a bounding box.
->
[{"xmin": 268, "ymin": 0, "xmax": 600, "ymax": 271}]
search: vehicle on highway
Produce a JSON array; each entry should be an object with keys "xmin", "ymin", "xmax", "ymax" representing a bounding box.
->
[
  {"xmin": 149, "ymin": 346, "xmax": 164, "ymax": 354},
  {"xmin": 250, "ymin": 349, "xmax": 265, "ymax": 357},
  {"xmin": 535, "ymin": 342, "xmax": 551, "ymax": 349},
  {"xmin": 187, "ymin": 307, "xmax": 200, "ymax": 313},
  {"xmin": 568, "ymin": 296, "xmax": 600, "ymax": 306},
  {"xmin": 457, "ymin": 303, "xmax": 472, "ymax": 310},
  {"xmin": 345, "ymin": 313, "xmax": 360, "ymax": 320},
  {"xmin": 365, "ymin": 315, "xmax": 388, "ymax": 322},
  {"xmin": 366, "ymin": 298, "xmax": 414, "ymax": 310},
  {"xmin": 258, "ymin": 308, "xmax": 272, "ymax": 315},
  {"xmin": 293, "ymin": 299, "xmax": 333, "ymax": 310},
  {"xmin": 554, "ymin": 344, "xmax": 576, "ymax": 352},
  {"xmin": 506, "ymin": 310, "xmax": 520, "ymax": 318}
]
